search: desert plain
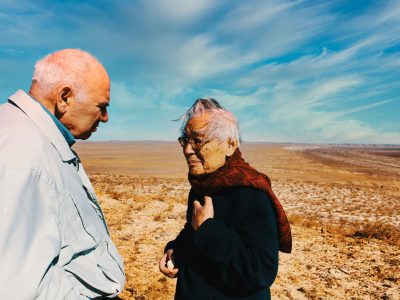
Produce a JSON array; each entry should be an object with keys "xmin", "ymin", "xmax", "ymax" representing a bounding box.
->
[{"xmin": 73, "ymin": 141, "xmax": 400, "ymax": 300}]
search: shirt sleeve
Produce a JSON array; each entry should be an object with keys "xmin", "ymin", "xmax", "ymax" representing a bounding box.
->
[
  {"xmin": 192, "ymin": 188, "xmax": 279, "ymax": 291},
  {"xmin": 0, "ymin": 167, "xmax": 81, "ymax": 299}
]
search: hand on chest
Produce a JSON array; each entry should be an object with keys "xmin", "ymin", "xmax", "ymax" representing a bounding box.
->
[{"xmin": 191, "ymin": 189, "xmax": 246, "ymax": 230}]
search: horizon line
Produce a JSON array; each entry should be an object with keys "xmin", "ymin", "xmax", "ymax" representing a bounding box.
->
[{"xmin": 77, "ymin": 140, "xmax": 400, "ymax": 147}]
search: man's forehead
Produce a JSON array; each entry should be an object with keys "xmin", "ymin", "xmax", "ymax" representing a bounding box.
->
[{"xmin": 97, "ymin": 86, "xmax": 110, "ymax": 104}]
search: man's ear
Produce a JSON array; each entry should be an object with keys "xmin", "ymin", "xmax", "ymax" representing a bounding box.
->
[
  {"xmin": 56, "ymin": 87, "xmax": 73, "ymax": 114},
  {"xmin": 226, "ymin": 138, "xmax": 238, "ymax": 157}
]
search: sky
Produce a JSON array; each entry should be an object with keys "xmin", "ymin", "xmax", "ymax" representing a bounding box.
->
[{"xmin": 0, "ymin": 0, "xmax": 399, "ymax": 144}]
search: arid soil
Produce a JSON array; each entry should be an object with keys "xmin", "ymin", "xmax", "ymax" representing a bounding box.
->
[{"xmin": 74, "ymin": 142, "xmax": 400, "ymax": 300}]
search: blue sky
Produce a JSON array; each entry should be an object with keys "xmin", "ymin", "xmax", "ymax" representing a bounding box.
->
[{"xmin": 1, "ymin": 0, "xmax": 399, "ymax": 144}]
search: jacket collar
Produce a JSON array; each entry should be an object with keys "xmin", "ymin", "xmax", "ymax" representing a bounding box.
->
[
  {"xmin": 8, "ymin": 89, "xmax": 76, "ymax": 162},
  {"xmin": 37, "ymin": 100, "xmax": 76, "ymax": 147}
]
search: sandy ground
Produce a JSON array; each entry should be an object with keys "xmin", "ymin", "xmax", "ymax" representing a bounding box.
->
[{"xmin": 74, "ymin": 142, "xmax": 400, "ymax": 299}]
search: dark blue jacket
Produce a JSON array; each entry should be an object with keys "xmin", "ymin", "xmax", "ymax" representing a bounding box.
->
[{"xmin": 166, "ymin": 187, "xmax": 279, "ymax": 300}]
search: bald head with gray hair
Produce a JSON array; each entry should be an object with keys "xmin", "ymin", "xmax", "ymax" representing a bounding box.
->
[
  {"xmin": 28, "ymin": 49, "xmax": 111, "ymax": 140},
  {"xmin": 29, "ymin": 48, "xmax": 107, "ymax": 104},
  {"xmin": 181, "ymin": 98, "xmax": 241, "ymax": 146}
]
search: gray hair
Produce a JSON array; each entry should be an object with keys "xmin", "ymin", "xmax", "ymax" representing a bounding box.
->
[
  {"xmin": 31, "ymin": 49, "xmax": 101, "ymax": 103},
  {"xmin": 180, "ymin": 98, "xmax": 241, "ymax": 145}
]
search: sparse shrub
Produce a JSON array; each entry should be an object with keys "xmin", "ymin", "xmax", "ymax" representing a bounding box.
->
[{"xmin": 345, "ymin": 221, "xmax": 400, "ymax": 245}]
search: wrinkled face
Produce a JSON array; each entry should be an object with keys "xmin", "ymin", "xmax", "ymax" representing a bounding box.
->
[
  {"xmin": 182, "ymin": 113, "xmax": 235, "ymax": 176},
  {"xmin": 59, "ymin": 69, "xmax": 110, "ymax": 140}
]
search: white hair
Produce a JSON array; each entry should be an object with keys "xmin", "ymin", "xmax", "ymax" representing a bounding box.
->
[
  {"xmin": 31, "ymin": 49, "xmax": 101, "ymax": 103},
  {"xmin": 180, "ymin": 98, "xmax": 241, "ymax": 145}
]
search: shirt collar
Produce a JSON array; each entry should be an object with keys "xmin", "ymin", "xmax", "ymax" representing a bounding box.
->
[
  {"xmin": 33, "ymin": 96, "xmax": 76, "ymax": 147},
  {"xmin": 8, "ymin": 89, "xmax": 76, "ymax": 162}
]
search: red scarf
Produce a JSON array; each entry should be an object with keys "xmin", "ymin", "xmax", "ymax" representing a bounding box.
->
[{"xmin": 188, "ymin": 148, "xmax": 292, "ymax": 253}]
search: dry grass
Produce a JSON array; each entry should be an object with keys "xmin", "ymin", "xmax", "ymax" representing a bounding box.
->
[
  {"xmin": 73, "ymin": 142, "xmax": 400, "ymax": 300},
  {"xmin": 289, "ymin": 213, "xmax": 400, "ymax": 246}
]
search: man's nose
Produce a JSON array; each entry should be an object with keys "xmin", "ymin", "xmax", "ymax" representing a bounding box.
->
[{"xmin": 100, "ymin": 109, "xmax": 109, "ymax": 122}]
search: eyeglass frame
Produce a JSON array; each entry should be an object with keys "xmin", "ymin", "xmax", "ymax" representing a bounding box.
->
[{"xmin": 177, "ymin": 135, "xmax": 211, "ymax": 151}]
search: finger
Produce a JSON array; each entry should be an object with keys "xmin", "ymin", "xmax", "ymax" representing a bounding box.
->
[
  {"xmin": 167, "ymin": 268, "xmax": 179, "ymax": 278},
  {"xmin": 159, "ymin": 263, "xmax": 167, "ymax": 273},
  {"xmin": 193, "ymin": 200, "xmax": 202, "ymax": 209},
  {"xmin": 166, "ymin": 249, "xmax": 173, "ymax": 261},
  {"xmin": 159, "ymin": 259, "xmax": 167, "ymax": 273},
  {"xmin": 160, "ymin": 253, "xmax": 167, "ymax": 264},
  {"xmin": 160, "ymin": 265, "xmax": 179, "ymax": 278},
  {"xmin": 160, "ymin": 265, "xmax": 173, "ymax": 277},
  {"xmin": 203, "ymin": 196, "xmax": 213, "ymax": 207}
]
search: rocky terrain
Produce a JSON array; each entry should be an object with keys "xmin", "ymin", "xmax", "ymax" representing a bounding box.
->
[{"xmin": 74, "ymin": 142, "xmax": 400, "ymax": 299}]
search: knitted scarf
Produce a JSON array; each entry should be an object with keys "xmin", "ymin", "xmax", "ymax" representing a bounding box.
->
[{"xmin": 188, "ymin": 148, "xmax": 292, "ymax": 253}]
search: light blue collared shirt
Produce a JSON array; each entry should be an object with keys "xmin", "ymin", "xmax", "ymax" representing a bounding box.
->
[{"xmin": 29, "ymin": 94, "xmax": 75, "ymax": 146}]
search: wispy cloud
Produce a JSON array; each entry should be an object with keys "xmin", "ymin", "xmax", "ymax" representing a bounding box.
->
[{"xmin": 0, "ymin": 0, "xmax": 399, "ymax": 143}]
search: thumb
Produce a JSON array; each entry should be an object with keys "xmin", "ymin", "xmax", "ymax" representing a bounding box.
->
[{"xmin": 203, "ymin": 196, "xmax": 213, "ymax": 208}]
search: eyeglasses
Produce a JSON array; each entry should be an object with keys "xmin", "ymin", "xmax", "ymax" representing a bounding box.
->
[{"xmin": 178, "ymin": 136, "xmax": 210, "ymax": 151}]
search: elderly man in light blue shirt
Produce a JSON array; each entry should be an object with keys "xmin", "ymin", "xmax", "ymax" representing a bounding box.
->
[{"xmin": 0, "ymin": 49, "xmax": 125, "ymax": 299}]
